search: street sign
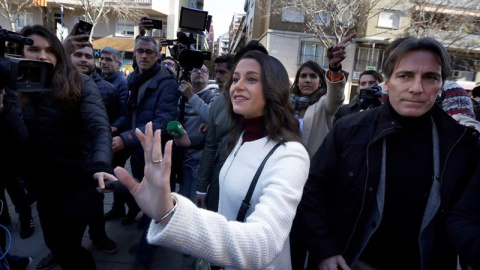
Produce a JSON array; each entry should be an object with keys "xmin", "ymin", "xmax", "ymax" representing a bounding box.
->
[{"xmin": 366, "ymin": 66, "xmax": 376, "ymax": 70}]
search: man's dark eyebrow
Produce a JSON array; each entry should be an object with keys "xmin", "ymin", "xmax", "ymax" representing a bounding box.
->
[
  {"xmin": 423, "ymin": 71, "xmax": 441, "ymax": 77},
  {"xmin": 395, "ymin": 70, "xmax": 441, "ymax": 76}
]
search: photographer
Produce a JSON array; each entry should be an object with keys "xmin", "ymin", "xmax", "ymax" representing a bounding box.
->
[
  {"xmin": 5, "ymin": 25, "xmax": 116, "ymax": 270},
  {"xmin": 333, "ymin": 70, "xmax": 384, "ymax": 124}
]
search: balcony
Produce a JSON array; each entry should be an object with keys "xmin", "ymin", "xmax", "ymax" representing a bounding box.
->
[
  {"xmin": 409, "ymin": 28, "xmax": 480, "ymax": 51},
  {"xmin": 110, "ymin": 0, "xmax": 152, "ymax": 5},
  {"xmin": 413, "ymin": 0, "xmax": 480, "ymax": 14}
]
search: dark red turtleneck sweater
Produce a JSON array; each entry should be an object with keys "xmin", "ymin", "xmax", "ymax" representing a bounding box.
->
[{"xmin": 242, "ymin": 116, "xmax": 266, "ymax": 143}]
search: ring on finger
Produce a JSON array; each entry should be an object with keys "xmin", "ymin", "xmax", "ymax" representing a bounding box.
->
[{"xmin": 153, "ymin": 159, "xmax": 163, "ymax": 163}]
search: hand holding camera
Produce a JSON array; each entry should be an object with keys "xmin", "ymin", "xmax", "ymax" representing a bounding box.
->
[
  {"xmin": 63, "ymin": 21, "xmax": 92, "ymax": 54},
  {"xmin": 139, "ymin": 17, "xmax": 162, "ymax": 36},
  {"xmin": 179, "ymin": 80, "xmax": 194, "ymax": 99}
]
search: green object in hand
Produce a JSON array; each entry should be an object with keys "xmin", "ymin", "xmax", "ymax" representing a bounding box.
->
[{"xmin": 167, "ymin": 121, "xmax": 184, "ymax": 138}]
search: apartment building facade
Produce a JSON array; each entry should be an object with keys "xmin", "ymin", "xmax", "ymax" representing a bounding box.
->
[
  {"xmin": 0, "ymin": 0, "xmax": 206, "ymax": 69},
  {"xmin": 237, "ymin": 0, "xmax": 480, "ymax": 100}
]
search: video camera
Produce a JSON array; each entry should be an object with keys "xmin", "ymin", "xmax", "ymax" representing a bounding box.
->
[
  {"xmin": 162, "ymin": 6, "xmax": 212, "ymax": 82},
  {"xmin": 357, "ymin": 83, "xmax": 385, "ymax": 110},
  {"xmin": 0, "ymin": 29, "xmax": 53, "ymax": 92}
]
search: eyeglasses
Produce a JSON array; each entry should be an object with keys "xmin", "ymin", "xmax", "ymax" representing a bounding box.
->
[
  {"xmin": 192, "ymin": 68, "xmax": 208, "ymax": 74},
  {"xmin": 135, "ymin": 48, "xmax": 156, "ymax": 55},
  {"xmin": 162, "ymin": 62, "xmax": 175, "ymax": 68}
]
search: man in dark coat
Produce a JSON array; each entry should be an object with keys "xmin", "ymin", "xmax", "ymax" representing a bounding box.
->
[
  {"xmin": 70, "ymin": 43, "xmax": 119, "ymax": 252},
  {"xmin": 100, "ymin": 46, "xmax": 128, "ymax": 108},
  {"xmin": 71, "ymin": 44, "xmax": 122, "ymax": 125},
  {"xmin": 110, "ymin": 35, "xmax": 179, "ymax": 269},
  {"xmin": 447, "ymin": 161, "xmax": 480, "ymax": 270},
  {"xmin": 111, "ymin": 36, "xmax": 179, "ymax": 222},
  {"xmin": 98, "ymin": 46, "xmax": 134, "ymax": 222},
  {"xmin": 295, "ymin": 37, "xmax": 480, "ymax": 270}
]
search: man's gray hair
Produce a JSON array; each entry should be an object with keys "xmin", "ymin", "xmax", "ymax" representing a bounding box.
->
[
  {"xmin": 101, "ymin": 46, "xmax": 123, "ymax": 64},
  {"xmin": 135, "ymin": 36, "xmax": 160, "ymax": 53},
  {"xmin": 383, "ymin": 37, "xmax": 451, "ymax": 85}
]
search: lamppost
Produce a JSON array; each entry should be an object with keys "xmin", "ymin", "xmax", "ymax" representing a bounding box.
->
[
  {"xmin": 60, "ymin": 4, "xmax": 74, "ymax": 26},
  {"xmin": 58, "ymin": 4, "xmax": 74, "ymax": 41}
]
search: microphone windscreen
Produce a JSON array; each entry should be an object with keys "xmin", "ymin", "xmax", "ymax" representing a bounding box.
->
[{"xmin": 167, "ymin": 121, "xmax": 184, "ymax": 138}]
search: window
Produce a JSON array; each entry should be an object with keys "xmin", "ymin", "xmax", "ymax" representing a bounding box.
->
[
  {"xmin": 282, "ymin": 7, "xmax": 304, "ymax": 23},
  {"xmin": 15, "ymin": 12, "xmax": 33, "ymax": 30},
  {"xmin": 314, "ymin": 11, "xmax": 330, "ymax": 26},
  {"xmin": 299, "ymin": 42, "xmax": 328, "ymax": 68},
  {"xmin": 354, "ymin": 47, "xmax": 386, "ymax": 72},
  {"xmin": 116, "ymin": 19, "xmax": 135, "ymax": 37},
  {"xmin": 341, "ymin": 12, "xmax": 352, "ymax": 28},
  {"xmin": 377, "ymin": 10, "xmax": 401, "ymax": 29}
]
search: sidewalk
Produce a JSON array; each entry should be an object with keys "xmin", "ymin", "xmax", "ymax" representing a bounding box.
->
[{"xmin": 6, "ymin": 191, "xmax": 196, "ymax": 270}]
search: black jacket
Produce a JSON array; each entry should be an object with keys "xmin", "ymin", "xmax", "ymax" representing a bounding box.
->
[
  {"xmin": 0, "ymin": 95, "xmax": 27, "ymax": 179},
  {"xmin": 92, "ymin": 72, "xmax": 123, "ymax": 124},
  {"xmin": 333, "ymin": 96, "xmax": 361, "ymax": 125},
  {"xmin": 113, "ymin": 66, "xmax": 179, "ymax": 179},
  {"xmin": 297, "ymin": 102, "xmax": 480, "ymax": 269},
  {"xmin": 103, "ymin": 70, "xmax": 128, "ymax": 106},
  {"xmin": 17, "ymin": 75, "xmax": 113, "ymax": 189},
  {"xmin": 447, "ymin": 159, "xmax": 480, "ymax": 269}
]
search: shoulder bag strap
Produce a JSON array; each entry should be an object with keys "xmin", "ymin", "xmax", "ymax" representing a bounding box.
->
[{"xmin": 236, "ymin": 140, "xmax": 285, "ymax": 222}]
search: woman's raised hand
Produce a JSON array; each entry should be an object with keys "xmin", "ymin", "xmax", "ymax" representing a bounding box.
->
[
  {"xmin": 327, "ymin": 33, "xmax": 356, "ymax": 68},
  {"xmin": 114, "ymin": 122, "xmax": 175, "ymax": 222}
]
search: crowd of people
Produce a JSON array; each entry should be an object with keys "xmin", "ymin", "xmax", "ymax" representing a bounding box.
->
[{"xmin": 0, "ymin": 17, "xmax": 480, "ymax": 270}]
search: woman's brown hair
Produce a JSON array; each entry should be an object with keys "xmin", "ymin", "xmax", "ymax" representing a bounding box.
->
[
  {"xmin": 290, "ymin": 60, "xmax": 326, "ymax": 97},
  {"xmin": 17, "ymin": 25, "xmax": 83, "ymax": 106},
  {"xmin": 225, "ymin": 51, "xmax": 302, "ymax": 152}
]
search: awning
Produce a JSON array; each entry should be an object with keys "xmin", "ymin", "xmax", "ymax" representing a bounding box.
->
[
  {"xmin": 92, "ymin": 37, "xmax": 168, "ymax": 54},
  {"xmin": 92, "ymin": 37, "xmax": 135, "ymax": 52}
]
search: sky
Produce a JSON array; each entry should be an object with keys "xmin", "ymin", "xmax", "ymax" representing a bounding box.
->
[{"xmin": 203, "ymin": 0, "xmax": 245, "ymax": 40}]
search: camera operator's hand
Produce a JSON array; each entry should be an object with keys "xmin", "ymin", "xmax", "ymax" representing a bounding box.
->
[
  {"xmin": 112, "ymin": 136, "xmax": 125, "ymax": 153},
  {"xmin": 327, "ymin": 33, "xmax": 356, "ymax": 69},
  {"xmin": 179, "ymin": 80, "xmax": 195, "ymax": 99},
  {"xmin": 139, "ymin": 17, "xmax": 154, "ymax": 36},
  {"xmin": 63, "ymin": 23, "xmax": 90, "ymax": 55}
]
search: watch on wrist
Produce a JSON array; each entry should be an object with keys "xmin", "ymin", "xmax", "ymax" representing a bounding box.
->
[{"xmin": 329, "ymin": 63, "xmax": 342, "ymax": 72}]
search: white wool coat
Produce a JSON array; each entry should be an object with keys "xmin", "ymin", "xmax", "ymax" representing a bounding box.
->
[{"xmin": 147, "ymin": 137, "xmax": 310, "ymax": 270}]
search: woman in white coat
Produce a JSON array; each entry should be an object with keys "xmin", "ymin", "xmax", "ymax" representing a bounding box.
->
[{"xmin": 115, "ymin": 51, "xmax": 310, "ymax": 270}]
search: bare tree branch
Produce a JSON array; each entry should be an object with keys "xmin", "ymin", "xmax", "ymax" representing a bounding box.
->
[
  {"xmin": 0, "ymin": 0, "xmax": 33, "ymax": 31},
  {"xmin": 260, "ymin": 0, "xmax": 404, "ymax": 47},
  {"xmin": 75, "ymin": 0, "xmax": 147, "ymax": 42}
]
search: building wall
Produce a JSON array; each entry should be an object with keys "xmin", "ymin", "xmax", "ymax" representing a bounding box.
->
[
  {"xmin": 364, "ymin": 0, "xmax": 412, "ymax": 39},
  {"xmin": 258, "ymin": 29, "xmax": 355, "ymax": 93}
]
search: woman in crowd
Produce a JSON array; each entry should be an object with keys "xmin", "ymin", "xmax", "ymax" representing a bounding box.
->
[
  {"xmin": 7, "ymin": 25, "xmax": 116, "ymax": 269},
  {"xmin": 289, "ymin": 33, "xmax": 354, "ymax": 157},
  {"xmin": 115, "ymin": 51, "xmax": 310, "ymax": 269}
]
